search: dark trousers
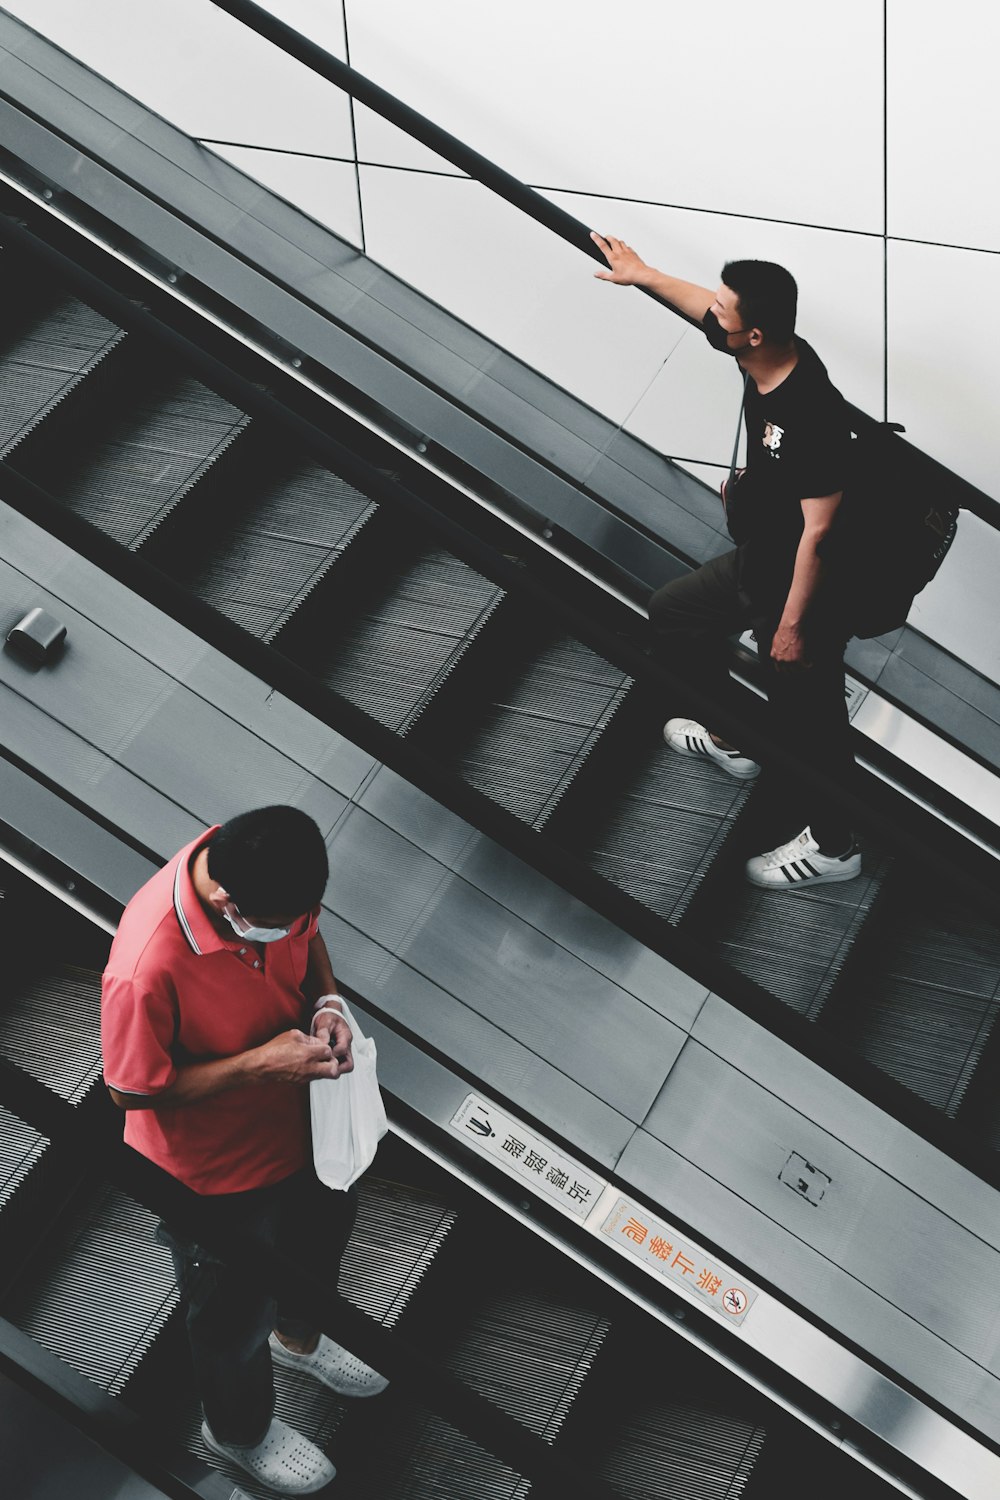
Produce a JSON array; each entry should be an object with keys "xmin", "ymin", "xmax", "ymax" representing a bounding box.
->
[
  {"xmin": 157, "ymin": 1169, "xmax": 358, "ymax": 1446},
  {"xmin": 648, "ymin": 549, "xmax": 854, "ymax": 850}
]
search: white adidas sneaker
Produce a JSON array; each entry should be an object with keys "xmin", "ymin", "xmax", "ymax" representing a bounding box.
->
[
  {"xmin": 663, "ymin": 718, "xmax": 760, "ymax": 780},
  {"xmin": 745, "ymin": 827, "xmax": 861, "ymax": 889}
]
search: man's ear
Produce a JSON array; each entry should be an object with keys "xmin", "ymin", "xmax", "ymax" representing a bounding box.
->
[{"xmin": 207, "ymin": 885, "xmax": 230, "ymax": 912}]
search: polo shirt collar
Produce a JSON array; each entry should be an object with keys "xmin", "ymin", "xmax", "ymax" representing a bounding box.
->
[{"xmin": 173, "ymin": 827, "xmax": 240, "ymax": 956}]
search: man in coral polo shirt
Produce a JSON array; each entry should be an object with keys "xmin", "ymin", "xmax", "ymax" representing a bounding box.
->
[{"xmin": 102, "ymin": 805, "xmax": 386, "ymax": 1496}]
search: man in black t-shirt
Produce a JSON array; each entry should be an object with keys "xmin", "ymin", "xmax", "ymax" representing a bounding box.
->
[{"xmin": 592, "ymin": 236, "xmax": 860, "ymax": 888}]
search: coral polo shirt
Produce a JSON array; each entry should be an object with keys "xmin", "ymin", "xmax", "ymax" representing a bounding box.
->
[{"xmin": 101, "ymin": 827, "xmax": 318, "ymax": 1194}]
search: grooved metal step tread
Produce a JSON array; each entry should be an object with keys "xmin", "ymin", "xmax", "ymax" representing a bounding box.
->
[
  {"xmin": 836, "ymin": 897, "xmax": 1000, "ymax": 1116},
  {"xmin": 22, "ymin": 368, "xmax": 247, "ymax": 548},
  {"xmin": 0, "ymin": 1184, "xmax": 177, "ymax": 1395},
  {"xmin": 304, "ymin": 548, "xmax": 506, "ymax": 734},
  {"xmin": 0, "ymin": 1103, "xmax": 57, "ymax": 1292},
  {"xmin": 161, "ymin": 458, "xmax": 378, "ymax": 641},
  {"xmin": 0, "ymin": 1103, "xmax": 48, "ymax": 1211},
  {"xmin": 595, "ymin": 1391, "xmax": 766, "ymax": 1500},
  {"xmin": 0, "ymin": 963, "xmax": 103, "ymax": 1103},
  {"xmin": 345, "ymin": 1283, "xmax": 611, "ymax": 1500},
  {"xmin": 701, "ymin": 844, "xmax": 891, "ymax": 1021},
  {"xmin": 445, "ymin": 632, "xmax": 632, "ymax": 828},
  {"xmin": 0, "ymin": 290, "xmax": 122, "ymax": 455},
  {"xmin": 580, "ymin": 743, "xmax": 752, "ymax": 922}
]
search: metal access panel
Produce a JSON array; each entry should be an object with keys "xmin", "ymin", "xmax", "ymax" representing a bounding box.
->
[{"xmin": 622, "ymin": 995, "xmax": 1000, "ymax": 1444}]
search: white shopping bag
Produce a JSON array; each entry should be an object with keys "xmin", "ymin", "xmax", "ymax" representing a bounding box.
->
[{"xmin": 310, "ymin": 998, "xmax": 388, "ymax": 1190}]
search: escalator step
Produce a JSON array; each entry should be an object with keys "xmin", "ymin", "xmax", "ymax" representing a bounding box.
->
[
  {"xmin": 0, "ymin": 1104, "xmax": 48, "ymax": 1212},
  {"xmin": 36, "ymin": 369, "xmax": 247, "ymax": 547},
  {"xmin": 702, "ymin": 843, "xmax": 890, "ymax": 1020},
  {"xmin": 0, "ymin": 292, "xmax": 122, "ymax": 455},
  {"xmin": 0, "ymin": 1107, "xmax": 62, "ymax": 1294},
  {"xmin": 339, "ymin": 1174, "xmax": 458, "ymax": 1328},
  {"xmin": 0, "ymin": 1184, "xmax": 177, "ymax": 1395},
  {"xmin": 443, "ymin": 1290, "xmax": 609, "ymax": 1435},
  {"xmin": 843, "ymin": 900, "xmax": 1000, "ymax": 1115},
  {"xmin": 596, "ymin": 1393, "xmax": 765, "ymax": 1499},
  {"xmin": 345, "ymin": 1408, "xmax": 529, "ymax": 1500},
  {"xmin": 162, "ymin": 459, "xmax": 377, "ymax": 640},
  {"xmin": 582, "ymin": 749, "xmax": 751, "ymax": 922},
  {"xmin": 349, "ymin": 1283, "xmax": 610, "ymax": 1498},
  {"xmin": 311, "ymin": 548, "xmax": 506, "ymax": 733},
  {"xmin": 0, "ymin": 964, "xmax": 104, "ymax": 1103},
  {"xmin": 448, "ymin": 631, "xmax": 631, "ymax": 827}
]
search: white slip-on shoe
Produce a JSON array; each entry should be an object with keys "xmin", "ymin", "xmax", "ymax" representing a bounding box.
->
[
  {"xmin": 663, "ymin": 718, "xmax": 760, "ymax": 780},
  {"xmin": 201, "ymin": 1416, "xmax": 335, "ymax": 1494},
  {"xmin": 745, "ymin": 827, "xmax": 862, "ymax": 889},
  {"xmin": 270, "ymin": 1331, "xmax": 389, "ymax": 1398}
]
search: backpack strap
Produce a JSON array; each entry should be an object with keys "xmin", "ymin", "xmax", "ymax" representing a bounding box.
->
[{"xmin": 728, "ymin": 371, "xmax": 750, "ymax": 492}]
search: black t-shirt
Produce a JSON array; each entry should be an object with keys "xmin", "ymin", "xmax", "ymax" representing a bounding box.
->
[{"xmin": 712, "ymin": 331, "xmax": 851, "ymax": 608}]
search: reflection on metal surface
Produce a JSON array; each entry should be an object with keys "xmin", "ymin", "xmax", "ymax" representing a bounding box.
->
[{"xmin": 854, "ymin": 692, "xmax": 1000, "ymax": 835}]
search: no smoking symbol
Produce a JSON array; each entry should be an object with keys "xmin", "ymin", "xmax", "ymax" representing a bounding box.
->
[{"xmin": 722, "ymin": 1287, "xmax": 748, "ymax": 1316}]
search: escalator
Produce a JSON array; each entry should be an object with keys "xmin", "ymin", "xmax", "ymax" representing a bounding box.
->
[
  {"xmin": 1, "ymin": 241, "xmax": 997, "ymax": 1165},
  {"xmin": 0, "ymin": 11, "xmax": 998, "ymax": 1496},
  {"xmin": 0, "ymin": 856, "xmax": 911, "ymax": 1500}
]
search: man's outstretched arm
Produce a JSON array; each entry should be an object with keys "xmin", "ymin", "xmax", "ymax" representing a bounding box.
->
[{"xmin": 591, "ymin": 233, "xmax": 714, "ymax": 323}]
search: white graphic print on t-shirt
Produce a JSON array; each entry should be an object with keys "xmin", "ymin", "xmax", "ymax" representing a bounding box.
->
[{"xmin": 762, "ymin": 422, "xmax": 784, "ymax": 456}]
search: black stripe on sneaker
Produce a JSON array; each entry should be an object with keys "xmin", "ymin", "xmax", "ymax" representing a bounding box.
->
[
  {"xmin": 800, "ymin": 860, "xmax": 820, "ymax": 877},
  {"xmin": 781, "ymin": 864, "xmax": 798, "ymax": 881}
]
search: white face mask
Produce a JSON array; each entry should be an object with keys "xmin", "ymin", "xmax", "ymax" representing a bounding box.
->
[{"xmin": 222, "ymin": 902, "xmax": 291, "ymax": 945}]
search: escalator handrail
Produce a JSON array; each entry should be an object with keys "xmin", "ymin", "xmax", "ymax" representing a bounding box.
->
[{"xmin": 204, "ymin": 0, "xmax": 998, "ymax": 525}]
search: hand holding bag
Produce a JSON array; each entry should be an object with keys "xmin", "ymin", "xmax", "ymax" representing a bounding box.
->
[{"xmin": 310, "ymin": 998, "xmax": 388, "ymax": 1190}]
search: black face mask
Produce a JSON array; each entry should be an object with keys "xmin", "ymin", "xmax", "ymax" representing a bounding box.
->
[{"xmin": 703, "ymin": 309, "xmax": 753, "ymax": 355}]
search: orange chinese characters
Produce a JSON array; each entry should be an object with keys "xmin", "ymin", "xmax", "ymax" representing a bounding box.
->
[
  {"xmin": 671, "ymin": 1250, "xmax": 696, "ymax": 1277},
  {"xmin": 623, "ymin": 1217, "xmax": 648, "ymax": 1245},
  {"xmin": 648, "ymin": 1236, "xmax": 672, "ymax": 1261},
  {"xmin": 697, "ymin": 1268, "xmax": 723, "ymax": 1296}
]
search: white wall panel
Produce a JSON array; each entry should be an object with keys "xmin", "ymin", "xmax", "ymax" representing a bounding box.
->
[
  {"xmin": 208, "ymin": 146, "xmax": 362, "ymax": 246},
  {"xmin": 888, "ymin": 0, "xmax": 1000, "ymax": 251},
  {"xmin": 358, "ymin": 167, "xmax": 686, "ymax": 426},
  {"xmin": 346, "ymin": 0, "xmax": 883, "ymax": 233},
  {"xmin": 4, "ymin": 0, "xmax": 353, "ymax": 155},
  {"xmin": 888, "ymin": 240, "xmax": 999, "ymax": 502},
  {"xmin": 543, "ymin": 193, "xmax": 885, "ymax": 465},
  {"xmin": 354, "ymin": 104, "xmax": 467, "ymax": 178}
]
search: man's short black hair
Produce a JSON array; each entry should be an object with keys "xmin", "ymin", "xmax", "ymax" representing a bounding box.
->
[
  {"xmin": 207, "ymin": 806, "xmax": 329, "ymax": 917},
  {"xmin": 721, "ymin": 260, "xmax": 798, "ymax": 344}
]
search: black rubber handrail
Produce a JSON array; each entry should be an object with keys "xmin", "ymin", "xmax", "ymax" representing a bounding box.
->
[{"xmin": 207, "ymin": 0, "xmax": 997, "ymax": 524}]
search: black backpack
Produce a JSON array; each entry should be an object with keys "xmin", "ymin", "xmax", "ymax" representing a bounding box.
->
[{"xmin": 820, "ymin": 421, "xmax": 960, "ymax": 639}]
